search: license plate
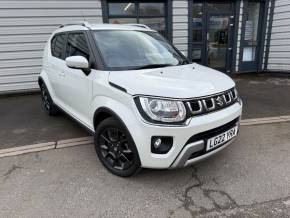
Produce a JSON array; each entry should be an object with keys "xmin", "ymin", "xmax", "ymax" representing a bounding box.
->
[{"xmin": 206, "ymin": 126, "xmax": 238, "ymax": 151}]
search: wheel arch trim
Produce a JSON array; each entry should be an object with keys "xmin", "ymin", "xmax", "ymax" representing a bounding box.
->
[{"xmin": 93, "ymin": 107, "xmax": 128, "ymax": 131}]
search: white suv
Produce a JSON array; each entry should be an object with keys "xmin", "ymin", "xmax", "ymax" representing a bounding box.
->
[{"xmin": 39, "ymin": 22, "xmax": 242, "ymax": 177}]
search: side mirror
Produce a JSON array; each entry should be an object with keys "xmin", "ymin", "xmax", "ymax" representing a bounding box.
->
[{"xmin": 65, "ymin": 56, "xmax": 91, "ymax": 75}]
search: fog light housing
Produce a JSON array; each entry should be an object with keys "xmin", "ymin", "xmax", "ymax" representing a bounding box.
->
[{"xmin": 151, "ymin": 136, "xmax": 173, "ymax": 154}]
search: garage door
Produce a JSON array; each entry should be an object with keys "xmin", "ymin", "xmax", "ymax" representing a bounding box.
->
[{"xmin": 0, "ymin": 0, "xmax": 103, "ymax": 93}]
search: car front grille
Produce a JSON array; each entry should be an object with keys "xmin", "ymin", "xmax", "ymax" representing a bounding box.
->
[{"xmin": 184, "ymin": 88, "xmax": 238, "ymax": 116}]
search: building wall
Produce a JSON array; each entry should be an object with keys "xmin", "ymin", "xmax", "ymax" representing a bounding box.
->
[
  {"xmin": 0, "ymin": 0, "xmax": 103, "ymax": 93},
  {"xmin": 267, "ymin": 0, "xmax": 290, "ymax": 72},
  {"xmin": 172, "ymin": 0, "xmax": 188, "ymax": 56},
  {"xmin": 0, "ymin": 0, "xmax": 286, "ymax": 93}
]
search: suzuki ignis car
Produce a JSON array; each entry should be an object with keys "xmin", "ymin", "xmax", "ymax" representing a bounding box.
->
[{"xmin": 39, "ymin": 22, "xmax": 242, "ymax": 177}]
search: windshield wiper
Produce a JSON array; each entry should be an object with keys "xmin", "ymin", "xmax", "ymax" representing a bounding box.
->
[{"xmin": 133, "ymin": 64, "xmax": 174, "ymax": 70}]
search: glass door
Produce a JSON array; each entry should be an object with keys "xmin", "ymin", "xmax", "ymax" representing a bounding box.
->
[
  {"xmin": 207, "ymin": 14, "xmax": 230, "ymax": 71},
  {"xmin": 205, "ymin": 3, "xmax": 234, "ymax": 73},
  {"xmin": 240, "ymin": 0, "xmax": 263, "ymax": 72},
  {"xmin": 190, "ymin": 1, "xmax": 235, "ymax": 73}
]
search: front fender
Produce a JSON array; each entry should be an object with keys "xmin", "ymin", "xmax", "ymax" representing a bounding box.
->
[{"xmin": 90, "ymin": 95, "xmax": 138, "ymax": 129}]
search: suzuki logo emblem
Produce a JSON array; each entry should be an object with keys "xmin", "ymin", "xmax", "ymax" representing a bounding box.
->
[{"xmin": 216, "ymin": 96, "xmax": 224, "ymax": 107}]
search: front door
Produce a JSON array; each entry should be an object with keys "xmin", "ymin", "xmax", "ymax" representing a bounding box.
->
[{"xmin": 60, "ymin": 31, "xmax": 93, "ymax": 127}]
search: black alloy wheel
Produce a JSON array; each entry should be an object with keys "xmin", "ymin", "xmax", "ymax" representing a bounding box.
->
[{"xmin": 95, "ymin": 117, "xmax": 141, "ymax": 177}]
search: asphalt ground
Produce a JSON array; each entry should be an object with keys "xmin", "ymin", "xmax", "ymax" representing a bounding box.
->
[
  {"xmin": 0, "ymin": 122, "xmax": 289, "ymax": 217},
  {"xmin": 0, "ymin": 74, "xmax": 290, "ymax": 149},
  {"xmin": 0, "ymin": 93, "xmax": 88, "ymax": 149},
  {"xmin": 235, "ymin": 74, "xmax": 290, "ymax": 119}
]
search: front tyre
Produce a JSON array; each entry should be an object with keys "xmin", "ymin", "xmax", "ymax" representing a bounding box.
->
[{"xmin": 94, "ymin": 117, "xmax": 141, "ymax": 177}]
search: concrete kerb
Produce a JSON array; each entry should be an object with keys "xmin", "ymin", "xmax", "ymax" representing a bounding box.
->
[{"xmin": 240, "ymin": 116, "xmax": 290, "ymax": 126}]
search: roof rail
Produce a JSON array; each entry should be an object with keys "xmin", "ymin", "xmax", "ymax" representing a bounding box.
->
[
  {"xmin": 59, "ymin": 21, "xmax": 91, "ymax": 29},
  {"xmin": 123, "ymin": 24, "xmax": 151, "ymax": 30}
]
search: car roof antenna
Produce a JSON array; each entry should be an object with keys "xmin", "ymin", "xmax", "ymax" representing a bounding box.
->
[{"xmin": 81, "ymin": 11, "xmax": 87, "ymax": 22}]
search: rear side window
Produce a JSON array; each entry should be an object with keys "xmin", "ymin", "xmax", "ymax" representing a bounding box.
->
[
  {"xmin": 51, "ymin": 34, "xmax": 66, "ymax": 59},
  {"xmin": 65, "ymin": 33, "xmax": 90, "ymax": 61}
]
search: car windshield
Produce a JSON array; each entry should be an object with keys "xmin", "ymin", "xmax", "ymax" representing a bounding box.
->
[{"xmin": 93, "ymin": 30, "xmax": 187, "ymax": 70}]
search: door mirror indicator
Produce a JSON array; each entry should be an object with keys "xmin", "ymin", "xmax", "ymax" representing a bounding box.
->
[{"xmin": 65, "ymin": 56, "xmax": 91, "ymax": 75}]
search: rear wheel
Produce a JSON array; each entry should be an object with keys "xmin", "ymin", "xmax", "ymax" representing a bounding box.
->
[
  {"xmin": 94, "ymin": 117, "xmax": 141, "ymax": 177},
  {"xmin": 40, "ymin": 83, "xmax": 60, "ymax": 116}
]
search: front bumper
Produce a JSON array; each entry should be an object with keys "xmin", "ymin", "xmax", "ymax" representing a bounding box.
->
[
  {"xmin": 170, "ymin": 120, "xmax": 239, "ymax": 168},
  {"xmin": 128, "ymin": 101, "xmax": 243, "ymax": 169}
]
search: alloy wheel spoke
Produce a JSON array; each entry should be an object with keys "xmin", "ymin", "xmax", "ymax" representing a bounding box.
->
[
  {"xmin": 108, "ymin": 151, "xmax": 116, "ymax": 159},
  {"xmin": 117, "ymin": 159, "xmax": 129, "ymax": 170},
  {"xmin": 120, "ymin": 138, "xmax": 127, "ymax": 144},
  {"xmin": 101, "ymin": 134, "xmax": 112, "ymax": 144},
  {"xmin": 100, "ymin": 144, "xmax": 109, "ymax": 150},
  {"xmin": 107, "ymin": 128, "xmax": 119, "ymax": 142},
  {"xmin": 119, "ymin": 153, "xmax": 130, "ymax": 163},
  {"xmin": 121, "ymin": 143, "xmax": 132, "ymax": 154},
  {"xmin": 122, "ymin": 149, "xmax": 132, "ymax": 154},
  {"xmin": 113, "ymin": 159, "xmax": 124, "ymax": 170}
]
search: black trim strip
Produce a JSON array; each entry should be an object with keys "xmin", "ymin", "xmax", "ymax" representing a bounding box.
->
[{"xmin": 109, "ymin": 82, "xmax": 127, "ymax": 93}]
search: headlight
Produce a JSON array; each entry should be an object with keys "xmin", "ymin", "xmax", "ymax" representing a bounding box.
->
[{"xmin": 136, "ymin": 97, "xmax": 187, "ymax": 123}]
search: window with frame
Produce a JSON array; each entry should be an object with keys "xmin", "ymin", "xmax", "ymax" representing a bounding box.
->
[
  {"xmin": 51, "ymin": 34, "xmax": 66, "ymax": 59},
  {"xmin": 107, "ymin": 1, "xmax": 167, "ymax": 37},
  {"xmin": 242, "ymin": 1, "xmax": 260, "ymax": 62},
  {"xmin": 65, "ymin": 32, "xmax": 90, "ymax": 61}
]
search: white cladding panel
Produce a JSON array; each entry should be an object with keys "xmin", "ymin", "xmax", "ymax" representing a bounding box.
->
[
  {"xmin": 0, "ymin": 0, "xmax": 103, "ymax": 93},
  {"xmin": 172, "ymin": 0, "xmax": 188, "ymax": 56},
  {"xmin": 267, "ymin": 0, "xmax": 290, "ymax": 72}
]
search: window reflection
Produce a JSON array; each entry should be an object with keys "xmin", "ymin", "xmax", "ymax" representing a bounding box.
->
[
  {"xmin": 139, "ymin": 3, "xmax": 164, "ymax": 16},
  {"xmin": 107, "ymin": 2, "xmax": 167, "ymax": 38},
  {"xmin": 109, "ymin": 18, "xmax": 137, "ymax": 24},
  {"xmin": 207, "ymin": 3, "xmax": 231, "ymax": 13},
  {"xmin": 192, "ymin": 3, "xmax": 203, "ymax": 42},
  {"xmin": 192, "ymin": 49, "xmax": 202, "ymax": 63},
  {"xmin": 108, "ymin": 3, "xmax": 135, "ymax": 16},
  {"xmin": 208, "ymin": 16, "xmax": 229, "ymax": 69},
  {"xmin": 139, "ymin": 18, "xmax": 166, "ymax": 37},
  {"xmin": 242, "ymin": 2, "xmax": 260, "ymax": 62}
]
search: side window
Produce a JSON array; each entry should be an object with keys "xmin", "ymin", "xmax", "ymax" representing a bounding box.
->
[
  {"xmin": 51, "ymin": 34, "xmax": 66, "ymax": 59},
  {"xmin": 65, "ymin": 33, "xmax": 90, "ymax": 61}
]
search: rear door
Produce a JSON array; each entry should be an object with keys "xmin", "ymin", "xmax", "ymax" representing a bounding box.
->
[{"xmin": 47, "ymin": 33, "xmax": 67, "ymax": 104}]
